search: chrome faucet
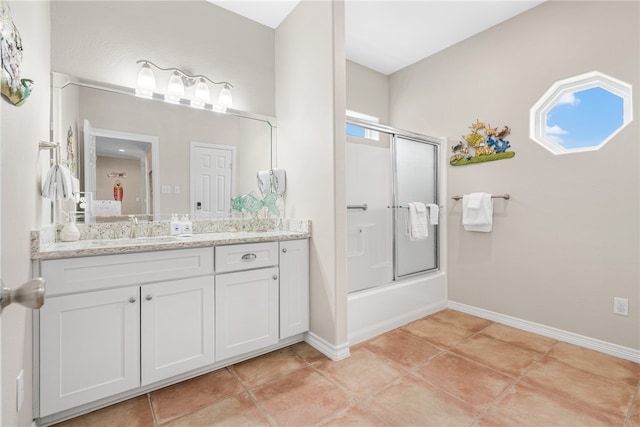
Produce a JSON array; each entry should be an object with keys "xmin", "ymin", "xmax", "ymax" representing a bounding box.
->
[{"xmin": 128, "ymin": 215, "xmax": 139, "ymax": 238}]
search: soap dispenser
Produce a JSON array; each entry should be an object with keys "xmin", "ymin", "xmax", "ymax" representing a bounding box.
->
[
  {"xmin": 60, "ymin": 215, "xmax": 81, "ymax": 242},
  {"xmin": 181, "ymin": 214, "xmax": 193, "ymax": 236},
  {"xmin": 170, "ymin": 214, "xmax": 182, "ymax": 236}
]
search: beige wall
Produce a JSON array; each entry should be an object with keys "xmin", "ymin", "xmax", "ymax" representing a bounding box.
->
[
  {"xmin": 96, "ymin": 157, "xmax": 145, "ymax": 215},
  {"xmin": 389, "ymin": 1, "xmax": 639, "ymax": 349},
  {"xmin": 1, "ymin": 2, "xmax": 50, "ymax": 425},
  {"xmin": 51, "ymin": 1, "xmax": 275, "ymax": 116},
  {"xmin": 346, "ymin": 60, "xmax": 389, "ymax": 123},
  {"xmin": 275, "ymin": 0, "xmax": 348, "ymax": 346}
]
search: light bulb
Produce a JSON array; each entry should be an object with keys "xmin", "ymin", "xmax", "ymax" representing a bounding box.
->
[
  {"xmin": 135, "ymin": 63, "xmax": 156, "ymax": 98},
  {"xmin": 193, "ymin": 78, "xmax": 210, "ymax": 108},
  {"xmin": 166, "ymin": 71, "xmax": 185, "ymax": 104},
  {"xmin": 217, "ymin": 84, "xmax": 233, "ymax": 108}
]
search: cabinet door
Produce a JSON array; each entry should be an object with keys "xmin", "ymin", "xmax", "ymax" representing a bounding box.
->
[
  {"xmin": 279, "ymin": 239, "xmax": 310, "ymax": 339},
  {"xmin": 141, "ymin": 276, "xmax": 215, "ymax": 385},
  {"xmin": 39, "ymin": 287, "xmax": 140, "ymax": 417},
  {"xmin": 215, "ymin": 267, "xmax": 279, "ymax": 360}
]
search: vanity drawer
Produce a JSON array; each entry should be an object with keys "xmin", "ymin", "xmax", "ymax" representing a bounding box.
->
[
  {"xmin": 42, "ymin": 248, "xmax": 214, "ymax": 296},
  {"xmin": 215, "ymin": 242, "xmax": 278, "ymax": 273}
]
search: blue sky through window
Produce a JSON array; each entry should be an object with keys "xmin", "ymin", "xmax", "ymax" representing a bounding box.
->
[
  {"xmin": 346, "ymin": 123, "xmax": 366, "ymax": 138},
  {"xmin": 545, "ymin": 87, "xmax": 624, "ymax": 149}
]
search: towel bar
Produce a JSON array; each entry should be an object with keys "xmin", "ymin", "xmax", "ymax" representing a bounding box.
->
[
  {"xmin": 387, "ymin": 204, "xmax": 443, "ymax": 209},
  {"xmin": 347, "ymin": 204, "xmax": 368, "ymax": 211},
  {"xmin": 39, "ymin": 141, "xmax": 62, "ymax": 165},
  {"xmin": 451, "ymin": 194, "xmax": 510, "ymax": 201}
]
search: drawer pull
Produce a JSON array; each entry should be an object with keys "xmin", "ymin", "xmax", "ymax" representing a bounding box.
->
[
  {"xmin": 241, "ymin": 253, "xmax": 257, "ymax": 261},
  {"xmin": 282, "ymin": 248, "xmax": 287, "ymax": 253},
  {"xmin": 145, "ymin": 295, "xmax": 153, "ymax": 301},
  {"xmin": 129, "ymin": 297, "xmax": 137, "ymax": 303}
]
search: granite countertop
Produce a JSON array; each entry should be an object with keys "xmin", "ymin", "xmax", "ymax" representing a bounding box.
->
[{"xmin": 34, "ymin": 229, "xmax": 310, "ymax": 260}]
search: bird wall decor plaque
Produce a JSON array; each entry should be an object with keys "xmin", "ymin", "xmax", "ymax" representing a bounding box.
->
[
  {"xmin": 1, "ymin": 0, "xmax": 33, "ymax": 106},
  {"xmin": 450, "ymin": 119, "xmax": 516, "ymax": 166}
]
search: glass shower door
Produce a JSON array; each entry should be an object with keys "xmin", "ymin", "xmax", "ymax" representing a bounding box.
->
[{"xmin": 393, "ymin": 136, "xmax": 439, "ymax": 278}]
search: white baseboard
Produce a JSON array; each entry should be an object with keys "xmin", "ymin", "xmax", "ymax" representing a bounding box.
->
[
  {"xmin": 304, "ymin": 332, "xmax": 350, "ymax": 361},
  {"xmin": 448, "ymin": 301, "xmax": 640, "ymax": 363}
]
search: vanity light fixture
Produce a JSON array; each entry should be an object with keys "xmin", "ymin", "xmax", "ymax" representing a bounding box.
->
[
  {"xmin": 135, "ymin": 62, "xmax": 156, "ymax": 98},
  {"xmin": 135, "ymin": 60, "xmax": 234, "ymax": 109},
  {"xmin": 193, "ymin": 78, "xmax": 211, "ymax": 108},
  {"xmin": 166, "ymin": 71, "xmax": 185, "ymax": 104}
]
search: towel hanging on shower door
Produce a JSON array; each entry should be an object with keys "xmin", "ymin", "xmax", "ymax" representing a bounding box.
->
[{"xmin": 407, "ymin": 202, "xmax": 429, "ymax": 240}]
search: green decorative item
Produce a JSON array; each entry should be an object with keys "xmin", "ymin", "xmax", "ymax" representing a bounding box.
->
[
  {"xmin": 241, "ymin": 194, "xmax": 263, "ymax": 213},
  {"xmin": 231, "ymin": 192, "xmax": 282, "ymax": 216},
  {"xmin": 450, "ymin": 119, "xmax": 515, "ymax": 166},
  {"xmin": 231, "ymin": 195, "xmax": 243, "ymax": 212},
  {"xmin": 262, "ymin": 193, "xmax": 282, "ymax": 216}
]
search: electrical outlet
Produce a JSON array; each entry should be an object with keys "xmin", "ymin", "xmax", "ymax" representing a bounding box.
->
[
  {"xmin": 613, "ymin": 297, "xmax": 628, "ymax": 316},
  {"xmin": 161, "ymin": 185, "xmax": 171, "ymax": 194},
  {"xmin": 174, "ymin": 186, "xmax": 181, "ymax": 194},
  {"xmin": 16, "ymin": 369, "xmax": 24, "ymax": 411}
]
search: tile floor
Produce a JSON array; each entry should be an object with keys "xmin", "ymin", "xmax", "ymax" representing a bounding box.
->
[{"xmin": 54, "ymin": 309, "xmax": 640, "ymax": 427}]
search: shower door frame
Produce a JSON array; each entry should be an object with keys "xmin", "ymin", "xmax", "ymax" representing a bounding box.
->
[{"xmin": 346, "ymin": 117, "xmax": 441, "ymax": 283}]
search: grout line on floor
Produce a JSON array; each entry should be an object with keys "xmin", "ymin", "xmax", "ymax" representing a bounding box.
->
[
  {"xmin": 145, "ymin": 393, "xmax": 160, "ymax": 427},
  {"xmin": 226, "ymin": 365, "xmax": 278, "ymax": 426},
  {"xmin": 623, "ymin": 379, "xmax": 640, "ymax": 427},
  {"xmin": 465, "ymin": 335, "xmax": 555, "ymax": 425}
]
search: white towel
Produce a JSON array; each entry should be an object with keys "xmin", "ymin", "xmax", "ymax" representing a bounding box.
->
[
  {"xmin": 426, "ymin": 203, "xmax": 439, "ymax": 225},
  {"xmin": 407, "ymin": 202, "xmax": 429, "ymax": 240},
  {"xmin": 467, "ymin": 192, "xmax": 484, "ymax": 209},
  {"xmin": 41, "ymin": 165, "xmax": 74, "ymax": 200},
  {"xmin": 272, "ymin": 168, "xmax": 286, "ymax": 193},
  {"xmin": 59, "ymin": 166, "xmax": 73, "ymax": 200},
  {"xmin": 257, "ymin": 170, "xmax": 272, "ymax": 195},
  {"xmin": 71, "ymin": 176, "xmax": 81, "ymax": 203},
  {"xmin": 462, "ymin": 193, "xmax": 493, "ymax": 232}
]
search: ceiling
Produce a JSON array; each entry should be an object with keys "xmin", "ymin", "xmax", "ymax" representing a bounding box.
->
[{"xmin": 208, "ymin": 0, "xmax": 544, "ymax": 75}]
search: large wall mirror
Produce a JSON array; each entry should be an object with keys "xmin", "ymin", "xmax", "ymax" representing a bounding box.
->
[{"xmin": 51, "ymin": 72, "xmax": 275, "ymax": 222}]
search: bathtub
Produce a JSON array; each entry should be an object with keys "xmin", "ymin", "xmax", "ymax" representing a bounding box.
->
[{"xmin": 347, "ymin": 271, "xmax": 447, "ymax": 345}]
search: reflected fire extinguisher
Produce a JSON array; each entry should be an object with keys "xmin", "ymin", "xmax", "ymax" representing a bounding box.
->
[{"xmin": 113, "ymin": 180, "xmax": 124, "ymax": 202}]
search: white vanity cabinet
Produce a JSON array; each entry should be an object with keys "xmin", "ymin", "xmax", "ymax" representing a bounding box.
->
[
  {"xmin": 36, "ymin": 238, "xmax": 309, "ymax": 423},
  {"xmin": 39, "ymin": 286, "xmax": 141, "ymax": 417},
  {"xmin": 38, "ymin": 248, "xmax": 215, "ymax": 417},
  {"xmin": 140, "ymin": 276, "xmax": 215, "ymax": 386},
  {"xmin": 279, "ymin": 239, "xmax": 310, "ymax": 339},
  {"xmin": 214, "ymin": 242, "xmax": 280, "ymax": 360}
]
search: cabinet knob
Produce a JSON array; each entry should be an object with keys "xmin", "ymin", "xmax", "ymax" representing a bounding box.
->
[
  {"xmin": 272, "ymin": 275, "xmax": 278, "ymax": 280},
  {"xmin": 281, "ymin": 248, "xmax": 287, "ymax": 253},
  {"xmin": 129, "ymin": 297, "xmax": 137, "ymax": 303},
  {"xmin": 145, "ymin": 295, "xmax": 153, "ymax": 301}
]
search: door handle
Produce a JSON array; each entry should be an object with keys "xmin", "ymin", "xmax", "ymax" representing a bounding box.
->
[
  {"xmin": 145, "ymin": 295, "xmax": 153, "ymax": 301},
  {"xmin": 0, "ymin": 278, "xmax": 45, "ymax": 312}
]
